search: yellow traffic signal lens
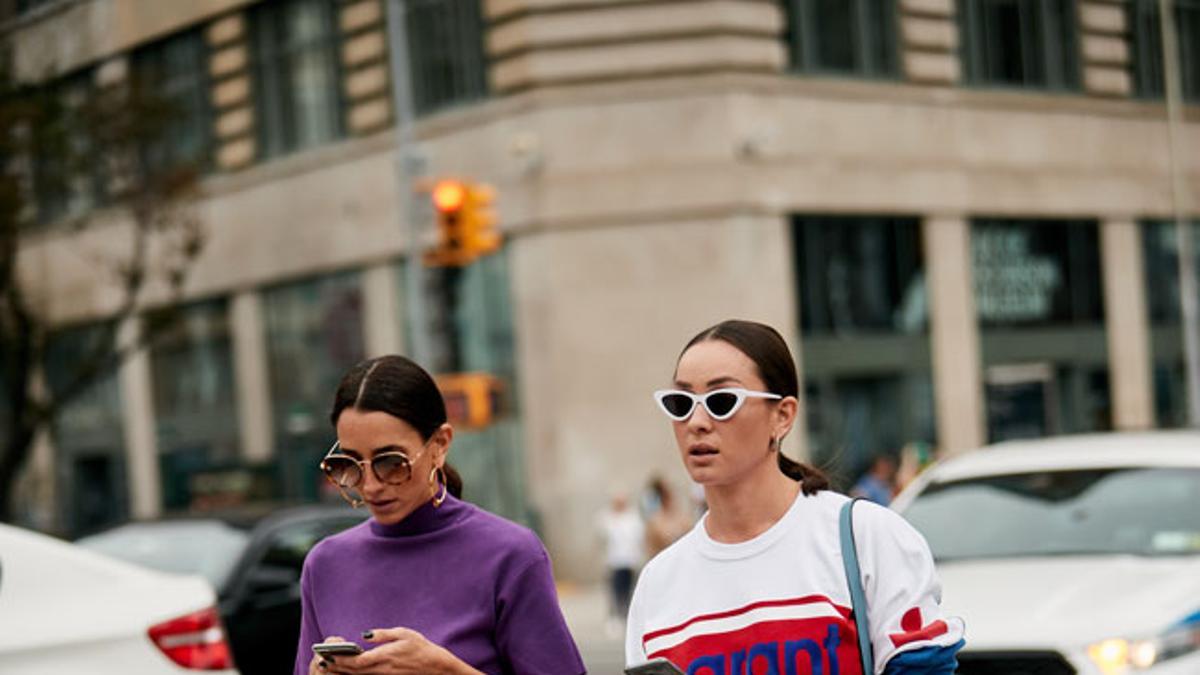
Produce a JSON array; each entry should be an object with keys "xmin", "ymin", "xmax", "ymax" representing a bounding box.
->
[{"xmin": 432, "ymin": 181, "xmax": 467, "ymax": 213}]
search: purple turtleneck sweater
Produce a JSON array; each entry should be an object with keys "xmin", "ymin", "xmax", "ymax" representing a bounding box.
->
[{"xmin": 293, "ymin": 494, "xmax": 584, "ymax": 675}]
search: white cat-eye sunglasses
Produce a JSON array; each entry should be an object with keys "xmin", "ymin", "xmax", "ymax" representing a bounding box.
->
[{"xmin": 653, "ymin": 387, "xmax": 782, "ymax": 422}]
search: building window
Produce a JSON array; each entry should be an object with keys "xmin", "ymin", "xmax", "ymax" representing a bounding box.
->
[
  {"xmin": 784, "ymin": 0, "xmax": 900, "ymax": 77},
  {"xmin": 405, "ymin": 0, "xmax": 489, "ymax": 115},
  {"xmin": 262, "ymin": 272, "xmax": 365, "ymax": 501},
  {"xmin": 400, "ymin": 251, "xmax": 528, "ymax": 522},
  {"xmin": 149, "ymin": 299, "xmax": 242, "ymax": 510},
  {"xmin": 250, "ymin": 0, "xmax": 344, "ymax": 159},
  {"xmin": 1130, "ymin": 0, "xmax": 1200, "ymax": 101},
  {"xmin": 959, "ymin": 0, "xmax": 1081, "ymax": 91},
  {"xmin": 793, "ymin": 215, "xmax": 934, "ymax": 489},
  {"xmin": 31, "ymin": 69, "xmax": 101, "ymax": 224},
  {"xmin": 45, "ymin": 323, "xmax": 127, "ymax": 536},
  {"xmin": 131, "ymin": 28, "xmax": 213, "ymax": 172},
  {"xmin": 1142, "ymin": 220, "xmax": 1200, "ymax": 427},
  {"xmin": 972, "ymin": 219, "xmax": 1110, "ymax": 442}
]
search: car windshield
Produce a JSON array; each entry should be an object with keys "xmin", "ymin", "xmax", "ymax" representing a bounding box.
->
[
  {"xmin": 903, "ymin": 467, "xmax": 1200, "ymax": 560},
  {"xmin": 77, "ymin": 520, "xmax": 250, "ymax": 588}
]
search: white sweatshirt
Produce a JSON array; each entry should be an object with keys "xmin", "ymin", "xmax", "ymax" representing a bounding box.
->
[{"xmin": 625, "ymin": 490, "xmax": 964, "ymax": 675}]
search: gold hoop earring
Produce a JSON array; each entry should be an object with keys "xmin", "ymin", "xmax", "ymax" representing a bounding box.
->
[
  {"xmin": 769, "ymin": 436, "xmax": 779, "ymax": 452},
  {"xmin": 430, "ymin": 466, "xmax": 448, "ymax": 508}
]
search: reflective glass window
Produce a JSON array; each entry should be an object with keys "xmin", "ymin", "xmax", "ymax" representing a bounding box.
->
[
  {"xmin": 1142, "ymin": 220, "xmax": 1200, "ymax": 427},
  {"xmin": 785, "ymin": 0, "xmax": 899, "ymax": 78},
  {"xmin": 406, "ymin": 0, "xmax": 490, "ymax": 115},
  {"xmin": 32, "ymin": 69, "xmax": 100, "ymax": 224},
  {"xmin": 959, "ymin": 0, "xmax": 1081, "ymax": 91},
  {"xmin": 1130, "ymin": 0, "xmax": 1200, "ymax": 101},
  {"xmin": 400, "ymin": 250, "xmax": 528, "ymax": 523},
  {"xmin": 263, "ymin": 271, "xmax": 365, "ymax": 501},
  {"xmin": 131, "ymin": 28, "xmax": 213, "ymax": 172},
  {"xmin": 149, "ymin": 299, "xmax": 242, "ymax": 509},
  {"xmin": 250, "ymin": 0, "xmax": 344, "ymax": 159},
  {"xmin": 45, "ymin": 322, "xmax": 127, "ymax": 535},
  {"xmin": 973, "ymin": 219, "xmax": 1111, "ymax": 442},
  {"xmin": 793, "ymin": 215, "xmax": 934, "ymax": 488}
]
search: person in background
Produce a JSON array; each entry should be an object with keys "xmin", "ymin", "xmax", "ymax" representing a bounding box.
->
[
  {"xmin": 295, "ymin": 355, "xmax": 584, "ymax": 675},
  {"xmin": 643, "ymin": 475, "xmax": 693, "ymax": 560},
  {"xmin": 851, "ymin": 452, "xmax": 899, "ymax": 506},
  {"xmin": 599, "ymin": 491, "xmax": 644, "ymax": 637},
  {"xmin": 627, "ymin": 319, "xmax": 964, "ymax": 673},
  {"xmin": 896, "ymin": 441, "xmax": 935, "ymax": 493}
]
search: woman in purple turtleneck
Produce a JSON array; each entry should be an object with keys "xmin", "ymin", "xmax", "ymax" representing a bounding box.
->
[{"xmin": 295, "ymin": 355, "xmax": 585, "ymax": 675}]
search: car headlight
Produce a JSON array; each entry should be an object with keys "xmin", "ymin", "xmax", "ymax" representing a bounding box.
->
[{"xmin": 1087, "ymin": 616, "xmax": 1200, "ymax": 673}]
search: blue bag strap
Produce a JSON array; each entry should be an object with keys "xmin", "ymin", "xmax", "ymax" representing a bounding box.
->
[{"xmin": 839, "ymin": 498, "xmax": 875, "ymax": 675}]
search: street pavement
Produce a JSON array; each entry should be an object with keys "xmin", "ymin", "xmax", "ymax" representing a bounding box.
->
[{"xmin": 558, "ymin": 583, "xmax": 626, "ymax": 674}]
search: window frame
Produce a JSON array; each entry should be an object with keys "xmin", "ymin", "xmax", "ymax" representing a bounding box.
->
[
  {"xmin": 784, "ymin": 0, "xmax": 902, "ymax": 79},
  {"xmin": 959, "ymin": 0, "xmax": 1082, "ymax": 92},
  {"xmin": 249, "ymin": 0, "xmax": 346, "ymax": 160},
  {"xmin": 130, "ymin": 27, "xmax": 214, "ymax": 174},
  {"xmin": 404, "ymin": 0, "xmax": 490, "ymax": 116},
  {"xmin": 1129, "ymin": 0, "xmax": 1200, "ymax": 102}
]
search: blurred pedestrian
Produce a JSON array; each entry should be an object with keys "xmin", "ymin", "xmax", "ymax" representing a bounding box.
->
[
  {"xmin": 296, "ymin": 355, "xmax": 584, "ymax": 675},
  {"xmin": 851, "ymin": 453, "xmax": 899, "ymax": 506},
  {"xmin": 643, "ymin": 475, "xmax": 693, "ymax": 560},
  {"xmin": 896, "ymin": 441, "xmax": 935, "ymax": 493},
  {"xmin": 626, "ymin": 320, "xmax": 964, "ymax": 673},
  {"xmin": 598, "ymin": 491, "xmax": 643, "ymax": 637}
]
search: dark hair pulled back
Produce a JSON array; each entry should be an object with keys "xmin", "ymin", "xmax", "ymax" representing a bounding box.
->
[
  {"xmin": 682, "ymin": 319, "xmax": 829, "ymax": 495},
  {"xmin": 330, "ymin": 355, "xmax": 463, "ymax": 498}
]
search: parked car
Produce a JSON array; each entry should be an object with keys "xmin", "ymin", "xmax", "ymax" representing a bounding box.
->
[
  {"xmin": 892, "ymin": 431, "xmax": 1200, "ymax": 675},
  {"xmin": 78, "ymin": 503, "xmax": 366, "ymax": 675},
  {"xmin": 0, "ymin": 521, "xmax": 237, "ymax": 674}
]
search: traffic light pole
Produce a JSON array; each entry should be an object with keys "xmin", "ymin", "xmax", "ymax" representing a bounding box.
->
[{"xmin": 385, "ymin": 0, "xmax": 434, "ymax": 368}]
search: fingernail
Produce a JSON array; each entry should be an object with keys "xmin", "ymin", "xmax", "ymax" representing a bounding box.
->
[
  {"xmin": 318, "ymin": 661, "xmax": 328, "ymax": 670},
  {"xmin": 362, "ymin": 630, "xmax": 374, "ymax": 639}
]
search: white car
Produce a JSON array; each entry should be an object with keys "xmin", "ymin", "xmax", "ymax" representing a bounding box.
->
[
  {"xmin": 0, "ymin": 522, "xmax": 239, "ymax": 674},
  {"xmin": 893, "ymin": 431, "xmax": 1200, "ymax": 675}
]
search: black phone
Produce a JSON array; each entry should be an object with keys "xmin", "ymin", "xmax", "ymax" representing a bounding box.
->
[
  {"xmin": 625, "ymin": 658, "xmax": 686, "ymax": 675},
  {"xmin": 312, "ymin": 642, "xmax": 364, "ymax": 657}
]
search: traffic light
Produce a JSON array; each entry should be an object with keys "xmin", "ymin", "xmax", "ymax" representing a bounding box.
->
[
  {"xmin": 435, "ymin": 372, "xmax": 505, "ymax": 429},
  {"xmin": 425, "ymin": 179, "xmax": 501, "ymax": 267}
]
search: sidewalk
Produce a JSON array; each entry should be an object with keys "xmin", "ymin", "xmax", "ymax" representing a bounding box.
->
[{"xmin": 557, "ymin": 582, "xmax": 626, "ymax": 674}]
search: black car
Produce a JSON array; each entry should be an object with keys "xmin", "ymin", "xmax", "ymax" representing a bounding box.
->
[{"xmin": 77, "ymin": 504, "xmax": 367, "ymax": 675}]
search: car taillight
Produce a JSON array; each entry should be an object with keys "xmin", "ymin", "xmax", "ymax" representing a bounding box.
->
[{"xmin": 147, "ymin": 606, "xmax": 234, "ymax": 671}]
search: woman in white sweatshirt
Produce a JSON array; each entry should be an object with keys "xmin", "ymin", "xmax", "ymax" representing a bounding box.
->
[{"xmin": 625, "ymin": 319, "xmax": 964, "ymax": 675}]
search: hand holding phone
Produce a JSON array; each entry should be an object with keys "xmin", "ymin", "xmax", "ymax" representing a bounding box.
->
[
  {"xmin": 625, "ymin": 658, "xmax": 686, "ymax": 675},
  {"xmin": 312, "ymin": 641, "xmax": 364, "ymax": 657}
]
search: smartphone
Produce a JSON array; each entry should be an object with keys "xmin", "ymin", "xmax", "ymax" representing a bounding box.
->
[
  {"xmin": 312, "ymin": 642, "xmax": 364, "ymax": 657},
  {"xmin": 625, "ymin": 658, "xmax": 685, "ymax": 675}
]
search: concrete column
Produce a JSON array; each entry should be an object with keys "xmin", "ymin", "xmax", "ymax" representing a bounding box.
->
[
  {"xmin": 923, "ymin": 215, "xmax": 985, "ymax": 454},
  {"xmin": 117, "ymin": 316, "xmax": 162, "ymax": 520},
  {"xmin": 1101, "ymin": 219, "xmax": 1155, "ymax": 429},
  {"xmin": 231, "ymin": 291, "xmax": 275, "ymax": 463},
  {"xmin": 362, "ymin": 261, "xmax": 405, "ymax": 357}
]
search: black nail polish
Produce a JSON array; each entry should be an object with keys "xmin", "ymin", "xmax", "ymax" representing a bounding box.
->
[{"xmin": 362, "ymin": 630, "xmax": 374, "ymax": 639}]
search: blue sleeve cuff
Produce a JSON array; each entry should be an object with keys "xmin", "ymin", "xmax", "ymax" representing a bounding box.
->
[{"xmin": 883, "ymin": 639, "xmax": 966, "ymax": 675}]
